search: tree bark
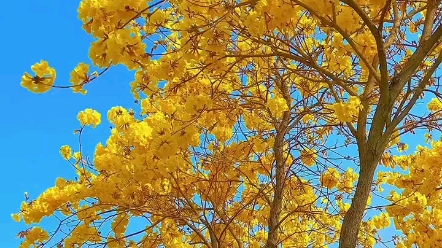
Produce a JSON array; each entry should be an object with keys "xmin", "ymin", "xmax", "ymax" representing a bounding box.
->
[
  {"xmin": 339, "ymin": 82, "xmax": 392, "ymax": 248},
  {"xmin": 265, "ymin": 110, "xmax": 291, "ymax": 248},
  {"xmin": 338, "ymin": 156, "xmax": 378, "ymax": 248}
]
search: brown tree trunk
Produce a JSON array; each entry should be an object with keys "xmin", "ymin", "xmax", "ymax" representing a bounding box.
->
[
  {"xmin": 338, "ymin": 157, "xmax": 378, "ymax": 248},
  {"xmin": 339, "ymin": 92, "xmax": 391, "ymax": 248},
  {"xmin": 265, "ymin": 110, "xmax": 290, "ymax": 248}
]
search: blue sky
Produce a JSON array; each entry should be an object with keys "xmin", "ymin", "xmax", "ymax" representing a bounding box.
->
[{"xmin": 0, "ymin": 0, "xmax": 439, "ymax": 247}]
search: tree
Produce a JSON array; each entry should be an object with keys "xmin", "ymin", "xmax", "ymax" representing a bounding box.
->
[{"xmin": 14, "ymin": 0, "xmax": 442, "ymax": 247}]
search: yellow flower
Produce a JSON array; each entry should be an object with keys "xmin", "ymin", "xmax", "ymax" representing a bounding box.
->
[
  {"xmin": 321, "ymin": 168, "xmax": 340, "ymax": 189},
  {"xmin": 301, "ymin": 148, "xmax": 317, "ymax": 166},
  {"xmin": 21, "ymin": 60, "xmax": 56, "ymax": 94},
  {"xmin": 372, "ymin": 212, "xmax": 391, "ymax": 229},
  {"xmin": 77, "ymin": 108, "xmax": 101, "ymax": 128},
  {"xmin": 73, "ymin": 152, "xmax": 82, "ymax": 162},
  {"xmin": 428, "ymin": 98, "xmax": 442, "ymax": 112},
  {"xmin": 70, "ymin": 62, "xmax": 90, "ymax": 94},
  {"xmin": 11, "ymin": 213, "xmax": 21, "ymax": 222},
  {"xmin": 268, "ymin": 93, "xmax": 289, "ymax": 118},
  {"xmin": 25, "ymin": 227, "xmax": 49, "ymax": 243},
  {"xmin": 60, "ymin": 145, "xmax": 73, "ymax": 160},
  {"xmin": 301, "ymin": 114, "xmax": 315, "ymax": 123},
  {"xmin": 329, "ymin": 96, "xmax": 363, "ymax": 123},
  {"xmin": 31, "ymin": 60, "xmax": 51, "ymax": 77}
]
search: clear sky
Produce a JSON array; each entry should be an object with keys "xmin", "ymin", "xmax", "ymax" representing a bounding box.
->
[{"xmin": 0, "ymin": 0, "xmax": 438, "ymax": 247}]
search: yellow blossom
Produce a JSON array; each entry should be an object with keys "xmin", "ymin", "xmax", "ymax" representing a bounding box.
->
[
  {"xmin": 60, "ymin": 145, "xmax": 73, "ymax": 160},
  {"xmin": 301, "ymin": 148, "xmax": 317, "ymax": 166},
  {"xmin": 329, "ymin": 96, "xmax": 363, "ymax": 123},
  {"xmin": 77, "ymin": 108, "xmax": 101, "ymax": 127},
  {"xmin": 21, "ymin": 60, "xmax": 56, "ymax": 93},
  {"xmin": 11, "ymin": 213, "xmax": 21, "ymax": 222},
  {"xmin": 321, "ymin": 168, "xmax": 340, "ymax": 189},
  {"xmin": 70, "ymin": 62, "xmax": 90, "ymax": 94},
  {"xmin": 428, "ymin": 98, "xmax": 442, "ymax": 112}
]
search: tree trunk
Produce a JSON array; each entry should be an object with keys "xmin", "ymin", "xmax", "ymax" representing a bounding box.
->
[
  {"xmin": 266, "ymin": 110, "xmax": 291, "ymax": 248},
  {"xmin": 338, "ymin": 151, "xmax": 381, "ymax": 248}
]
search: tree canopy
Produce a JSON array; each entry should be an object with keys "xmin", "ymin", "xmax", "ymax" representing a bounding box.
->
[{"xmin": 14, "ymin": 0, "xmax": 442, "ymax": 247}]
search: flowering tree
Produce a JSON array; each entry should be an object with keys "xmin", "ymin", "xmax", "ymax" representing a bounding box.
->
[{"xmin": 14, "ymin": 0, "xmax": 442, "ymax": 248}]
